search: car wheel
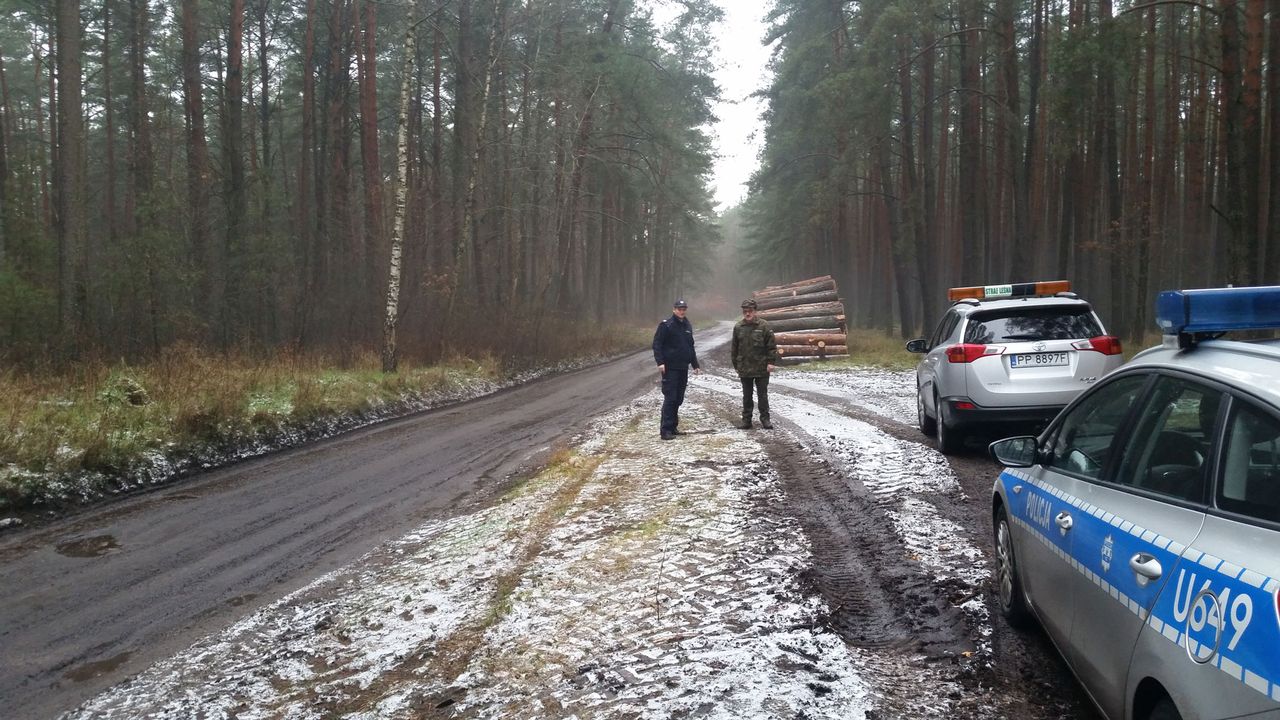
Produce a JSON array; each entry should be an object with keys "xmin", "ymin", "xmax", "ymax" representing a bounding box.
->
[
  {"xmin": 994, "ymin": 506, "xmax": 1032, "ymax": 628},
  {"xmin": 918, "ymin": 388, "xmax": 937, "ymax": 437},
  {"xmin": 1147, "ymin": 696, "xmax": 1182, "ymax": 720},
  {"xmin": 936, "ymin": 392, "xmax": 963, "ymax": 454}
]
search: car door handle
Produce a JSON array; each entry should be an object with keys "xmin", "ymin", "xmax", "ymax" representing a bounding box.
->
[
  {"xmin": 1054, "ymin": 512, "xmax": 1073, "ymax": 531},
  {"xmin": 1129, "ymin": 553, "xmax": 1163, "ymax": 584}
]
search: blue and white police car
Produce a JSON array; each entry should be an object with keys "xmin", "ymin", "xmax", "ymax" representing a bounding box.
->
[{"xmin": 990, "ymin": 286, "xmax": 1280, "ymax": 720}]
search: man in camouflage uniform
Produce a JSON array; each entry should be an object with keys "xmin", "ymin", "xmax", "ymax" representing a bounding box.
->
[{"xmin": 731, "ymin": 298, "xmax": 780, "ymax": 429}]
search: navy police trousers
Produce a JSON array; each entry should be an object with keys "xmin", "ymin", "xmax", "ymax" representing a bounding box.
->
[{"xmin": 660, "ymin": 368, "xmax": 689, "ymax": 434}]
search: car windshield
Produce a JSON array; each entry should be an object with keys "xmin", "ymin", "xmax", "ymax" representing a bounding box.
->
[{"xmin": 964, "ymin": 306, "xmax": 1102, "ymax": 344}]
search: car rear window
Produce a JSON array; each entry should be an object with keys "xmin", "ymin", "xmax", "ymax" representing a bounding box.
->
[{"xmin": 964, "ymin": 306, "xmax": 1103, "ymax": 344}]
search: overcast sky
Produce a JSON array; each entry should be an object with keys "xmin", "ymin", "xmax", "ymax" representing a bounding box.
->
[{"xmin": 708, "ymin": 1, "xmax": 771, "ymax": 211}]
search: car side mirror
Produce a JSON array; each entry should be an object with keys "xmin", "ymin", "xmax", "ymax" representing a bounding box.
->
[
  {"xmin": 905, "ymin": 338, "xmax": 928, "ymax": 353},
  {"xmin": 989, "ymin": 436, "xmax": 1040, "ymax": 468}
]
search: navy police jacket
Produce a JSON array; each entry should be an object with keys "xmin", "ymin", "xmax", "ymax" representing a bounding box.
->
[{"xmin": 652, "ymin": 314, "xmax": 700, "ymax": 371}]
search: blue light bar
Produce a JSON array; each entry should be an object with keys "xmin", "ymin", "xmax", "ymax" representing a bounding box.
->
[{"xmin": 1156, "ymin": 286, "xmax": 1280, "ymax": 336}]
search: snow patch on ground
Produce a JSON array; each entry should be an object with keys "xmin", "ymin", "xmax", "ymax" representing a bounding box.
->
[
  {"xmin": 454, "ymin": 401, "xmax": 870, "ymax": 719},
  {"xmin": 772, "ymin": 367, "xmax": 918, "ymax": 425},
  {"xmin": 68, "ymin": 395, "xmax": 874, "ymax": 719},
  {"xmin": 695, "ymin": 371, "xmax": 993, "ymax": 668}
]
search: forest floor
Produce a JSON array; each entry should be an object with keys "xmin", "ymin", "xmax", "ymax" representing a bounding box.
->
[{"xmin": 61, "ymin": 348, "xmax": 1098, "ymax": 719}]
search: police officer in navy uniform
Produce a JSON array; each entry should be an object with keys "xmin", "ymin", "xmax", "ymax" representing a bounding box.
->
[{"xmin": 652, "ymin": 299, "xmax": 701, "ymax": 440}]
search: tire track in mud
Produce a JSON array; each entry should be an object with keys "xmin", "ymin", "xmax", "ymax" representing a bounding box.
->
[
  {"xmin": 761, "ymin": 433, "xmax": 970, "ymax": 655},
  {"xmin": 690, "ymin": 382, "xmax": 972, "ymax": 718},
  {"xmin": 709, "ymin": 367, "xmax": 1099, "ymax": 720}
]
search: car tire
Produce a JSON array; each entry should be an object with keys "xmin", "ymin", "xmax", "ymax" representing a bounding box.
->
[
  {"xmin": 1147, "ymin": 696, "xmax": 1182, "ymax": 720},
  {"xmin": 918, "ymin": 388, "xmax": 937, "ymax": 437},
  {"xmin": 1146, "ymin": 691, "xmax": 1182, "ymax": 712},
  {"xmin": 936, "ymin": 392, "xmax": 963, "ymax": 454},
  {"xmin": 994, "ymin": 506, "xmax": 1033, "ymax": 629}
]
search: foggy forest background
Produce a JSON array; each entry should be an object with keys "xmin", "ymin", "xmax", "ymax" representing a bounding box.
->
[{"xmin": 2, "ymin": 0, "xmax": 1279, "ymax": 366}]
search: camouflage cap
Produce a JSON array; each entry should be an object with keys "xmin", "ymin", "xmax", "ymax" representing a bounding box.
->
[{"xmin": 741, "ymin": 299, "xmax": 758, "ymax": 309}]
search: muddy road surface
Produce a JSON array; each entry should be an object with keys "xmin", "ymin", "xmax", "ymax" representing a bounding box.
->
[
  {"xmin": 1, "ymin": 326, "xmax": 1097, "ymax": 719},
  {"xmin": 756, "ymin": 368, "xmax": 1100, "ymax": 720},
  {"xmin": 0, "ymin": 348, "xmax": 663, "ymax": 718}
]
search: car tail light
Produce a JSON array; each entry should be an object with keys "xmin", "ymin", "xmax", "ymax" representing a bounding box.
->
[
  {"xmin": 946, "ymin": 343, "xmax": 1003, "ymax": 363},
  {"xmin": 1071, "ymin": 335, "xmax": 1123, "ymax": 355},
  {"xmin": 954, "ymin": 401, "xmax": 976, "ymax": 410}
]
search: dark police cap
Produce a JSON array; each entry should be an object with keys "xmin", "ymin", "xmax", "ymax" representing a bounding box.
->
[{"xmin": 673, "ymin": 299, "xmax": 688, "ymax": 308}]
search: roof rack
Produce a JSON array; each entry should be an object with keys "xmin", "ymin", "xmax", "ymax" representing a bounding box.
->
[{"xmin": 947, "ymin": 280, "xmax": 1071, "ymax": 303}]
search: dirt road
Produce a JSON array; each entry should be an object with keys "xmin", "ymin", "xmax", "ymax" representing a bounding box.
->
[
  {"xmin": 0, "ymin": 348, "xmax": 662, "ymax": 719},
  {"xmin": 1, "ymin": 327, "xmax": 1097, "ymax": 719}
]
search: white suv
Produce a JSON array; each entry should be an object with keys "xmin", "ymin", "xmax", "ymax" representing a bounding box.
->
[{"xmin": 907, "ymin": 281, "xmax": 1124, "ymax": 454}]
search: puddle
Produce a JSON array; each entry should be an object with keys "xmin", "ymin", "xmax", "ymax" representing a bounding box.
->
[
  {"xmin": 63, "ymin": 651, "xmax": 132, "ymax": 682},
  {"xmin": 55, "ymin": 534, "xmax": 121, "ymax": 558}
]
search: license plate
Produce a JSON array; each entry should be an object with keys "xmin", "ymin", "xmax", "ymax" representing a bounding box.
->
[{"xmin": 1010, "ymin": 352, "xmax": 1068, "ymax": 368}]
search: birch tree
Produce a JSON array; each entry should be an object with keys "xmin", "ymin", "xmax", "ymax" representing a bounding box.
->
[{"xmin": 382, "ymin": 1, "xmax": 420, "ymax": 373}]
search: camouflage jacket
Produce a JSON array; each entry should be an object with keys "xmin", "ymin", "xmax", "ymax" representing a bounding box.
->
[{"xmin": 731, "ymin": 318, "xmax": 780, "ymax": 378}]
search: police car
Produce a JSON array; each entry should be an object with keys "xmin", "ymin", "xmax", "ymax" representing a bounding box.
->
[
  {"xmin": 990, "ymin": 286, "xmax": 1280, "ymax": 720},
  {"xmin": 907, "ymin": 281, "xmax": 1124, "ymax": 454}
]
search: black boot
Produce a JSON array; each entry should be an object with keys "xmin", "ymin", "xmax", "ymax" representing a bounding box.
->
[
  {"xmin": 760, "ymin": 416, "xmax": 773, "ymax": 429},
  {"xmin": 739, "ymin": 415, "xmax": 752, "ymax": 430}
]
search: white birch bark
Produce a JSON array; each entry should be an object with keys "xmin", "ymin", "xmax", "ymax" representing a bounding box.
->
[{"xmin": 381, "ymin": 0, "xmax": 419, "ymax": 373}]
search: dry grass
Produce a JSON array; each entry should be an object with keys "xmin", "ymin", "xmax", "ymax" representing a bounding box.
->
[{"xmin": 0, "ymin": 319, "xmax": 651, "ymax": 513}]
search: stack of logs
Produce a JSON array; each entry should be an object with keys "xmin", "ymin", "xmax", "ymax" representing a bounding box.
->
[{"xmin": 753, "ymin": 275, "xmax": 847, "ymax": 361}]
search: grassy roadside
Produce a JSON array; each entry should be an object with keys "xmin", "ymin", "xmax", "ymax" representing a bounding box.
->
[{"xmin": 0, "ymin": 324, "xmax": 652, "ymax": 517}]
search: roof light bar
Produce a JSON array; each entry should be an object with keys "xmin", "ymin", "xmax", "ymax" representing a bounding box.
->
[
  {"xmin": 947, "ymin": 280, "xmax": 1071, "ymax": 303},
  {"xmin": 1155, "ymin": 286, "xmax": 1280, "ymax": 339}
]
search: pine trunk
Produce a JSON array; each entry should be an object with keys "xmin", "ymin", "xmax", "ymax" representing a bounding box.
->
[
  {"xmin": 359, "ymin": 0, "xmax": 383, "ymax": 318},
  {"xmin": 128, "ymin": 0, "xmax": 152, "ymax": 228},
  {"xmin": 1266, "ymin": 0, "xmax": 1280, "ymax": 280},
  {"xmin": 257, "ymin": 0, "xmax": 272, "ymax": 231},
  {"xmin": 100, "ymin": 4, "xmax": 116, "ymax": 244},
  {"xmin": 1241, "ymin": 0, "xmax": 1263, "ymax": 273},
  {"xmin": 221, "ymin": 0, "xmax": 246, "ymax": 344},
  {"xmin": 296, "ymin": 0, "xmax": 317, "ymax": 341},
  {"xmin": 453, "ymin": 0, "xmax": 506, "ymax": 311},
  {"xmin": 56, "ymin": 0, "xmax": 86, "ymax": 347},
  {"xmin": 958, "ymin": 0, "xmax": 983, "ymax": 283},
  {"xmin": 898, "ymin": 37, "xmax": 928, "ymax": 334},
  {"xmin": 1220, "ymin": 0, "xmax": 1249, "ymax": 282},
  {"xmin": 181, "ymin": 0, "xmax": 213, "ymax": 332}
]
